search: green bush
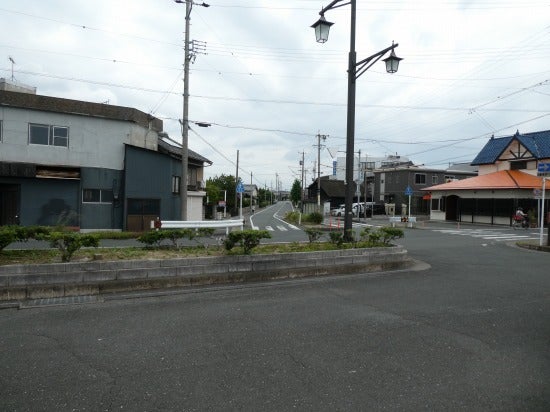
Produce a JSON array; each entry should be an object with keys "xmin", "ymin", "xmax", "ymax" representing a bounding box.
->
[
  {"xmin": 378, "ymin": 227, "xmax": 404, "ymax": 245},
  {"xmin": 0, "ymin": 227, "xmax": 17, "ymax": 251},
  {"xmin": 359, "ymin": 226, "xmax": 403, "ymax": 246},
  {"xmin": 137, "ymin": 230, "xmax": 165, "ymax": 247},
  {"xmin": 304, "ymin": 228, "xmax": 323, "ymax": 243},
  {"xmin": 137, "ymin": 228, "xmax": 217, "ymax": 249},
  {"xmin": 285, "ymin": 211, "xmax": 301, "ymax": 224},
  {"xmin": 304, "ymin": 212, "xmax": 323, "ymax": 224},
  {"xmin": 48, "ymin": 232, "xmax": 100, "ymax": 262},
  {"xmin": 328, "ymin": 231, "xmax": 344, "ymax": 248},
  {"xmin": 224, "ymin": 230, "xmax": 271, "ymax": 254},
  {"xmin": 0, "ymin": 225, "xmax": 52, "ymax": 251}
]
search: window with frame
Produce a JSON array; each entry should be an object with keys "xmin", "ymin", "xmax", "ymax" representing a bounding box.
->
[
  {"xmin": 82, "ymin": 189, "xmax": 113, "ymax": 204},
  {"xmin": 29, "ymin": 123, "xmax": 69, "ymax": 147},
  {"xmin": 432, "ymin": 175, "xmax": 438, "ymax": 184},
  {"xmin": 415, "ymin": 173, "xmax": 426, "ymax": 185},
  {"xmin": 172, "ymin": 176, "xmax": 181, "ymax": 194}
]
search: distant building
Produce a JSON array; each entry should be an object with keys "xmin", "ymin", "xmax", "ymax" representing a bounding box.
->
[
  {"xmin": 423, "ymin": 130, "xmax": 550, "ymax": 225},
  {"xmin": 334, "ymin": 154, "xmax": 411, "ymax": 181},
  {"xmin": 0, "ymin": 86, "xmax": 211, "ymax": 231},
  {"xmin": 375, "ymin": 164, "xmax": 477, "ymax": 215}
]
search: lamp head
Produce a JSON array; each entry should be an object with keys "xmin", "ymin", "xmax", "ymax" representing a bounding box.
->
[
  {"xmin": 311, "ymin": 15, "xmax": 334, "ymax": 43},
  {"xmin": 382, "ymin": 45, "xmax": 403, "ymax": 73}
]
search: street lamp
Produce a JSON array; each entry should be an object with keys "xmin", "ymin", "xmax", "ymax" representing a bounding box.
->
[{"xmin": 311, "ymin": 0, "xmax": 402, "ymax": 240}]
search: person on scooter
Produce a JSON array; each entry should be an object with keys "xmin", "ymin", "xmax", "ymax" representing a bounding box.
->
[{"xmin": 514, "ymin": 207, "xmax": 528, "ymax": 227}]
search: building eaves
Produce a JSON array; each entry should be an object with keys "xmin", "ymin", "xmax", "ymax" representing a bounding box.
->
[
  {"xmin": 423, "ymin": 170, "xmax": 542, "ymax": 191},
  {"xmin": 471, "ymin": 129, "xmax": 550, "ymax": 165},
  {"xmin": 0, "ymin": 90, "xmax": 163, "ymax": 131},
  {"xmin": 157, "ymin": 136, "xmax": 212, "ymax": 165}
]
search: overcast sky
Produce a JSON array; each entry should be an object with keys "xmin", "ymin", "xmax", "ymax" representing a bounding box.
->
[{"xmin": 1, "ymin": 0, "xmax": 549, "ymax": 190}]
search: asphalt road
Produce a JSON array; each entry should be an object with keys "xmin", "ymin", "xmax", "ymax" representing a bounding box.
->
[{"xmin": 0, "ymin": 225, "xmax": 549, "ymax": 411}]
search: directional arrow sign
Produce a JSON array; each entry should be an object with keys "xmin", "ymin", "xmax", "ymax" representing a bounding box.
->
[
  {"xmin": 537, "ymin": 162, "xmax": 550, "ymax": 173},
  {"xmin": 236, "ymin": 182, "xmax": 245, "ymax": 193},
  {"xmin": 404, "ymin": 186, "xmax": 413, "ymax": 196}
]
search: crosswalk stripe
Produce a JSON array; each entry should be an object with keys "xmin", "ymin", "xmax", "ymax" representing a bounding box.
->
[{"xmin": 431, "ymin": 228, "xmax": 540, "ymax": 242}]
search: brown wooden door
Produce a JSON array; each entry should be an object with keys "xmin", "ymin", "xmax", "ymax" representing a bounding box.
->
[{"xmin": 126, "ymin": 198, "xmax": 160, "ymax": 232}]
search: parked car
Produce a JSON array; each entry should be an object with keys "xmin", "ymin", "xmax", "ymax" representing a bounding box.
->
[{"xmin": 331, "ymin": 204, "xmax": 346, "ymax": 217}]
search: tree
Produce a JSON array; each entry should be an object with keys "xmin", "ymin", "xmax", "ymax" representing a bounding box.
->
[
  {"xmin": 206, "ymin": 174, "xmax": 237, "ymax": 214},
  {"xmin": 257, "ymin": 187, "xmax": 273, "ymax": 208},
  {"xmin": 290, "ymin": 179, "xmax": 302, "ymax": 206}
]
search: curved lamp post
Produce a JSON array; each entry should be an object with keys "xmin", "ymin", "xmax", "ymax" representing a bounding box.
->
[{"xmin": 311, "ymin": 0, "xmax": 402, "ymax": 240}]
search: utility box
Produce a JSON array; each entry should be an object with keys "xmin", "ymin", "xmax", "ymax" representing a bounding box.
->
[{"xmin": 386, "ymin": 203, "xmax": 395, "ymax": 216}]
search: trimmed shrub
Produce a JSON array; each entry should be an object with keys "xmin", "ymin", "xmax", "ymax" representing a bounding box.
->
[
  {"xmin": 0, "ymin": 225, "xmax": 52, "ymax": 251},
  {"xmin": 0, "ymin": 226, "xmax": 17, "ymax": 251},
  {"xmin": 304, "ymin": 228, "xmax": 323, "ymax": 243},
  {"xmin": 378, "ymin": 227, "xmax": 404, "ymax": 245},
  {"xmin": 305, "ymin": 212, "xmax": 323, "ymax": 224},
  {"xmin": 285, "ymin": 211, "xmax": 301, "ymax": 224},
  {"xmin": 137, "ymin": 230, "xmax": 166, "ymax": 247},
  {"xmin": 328, "ymin": 231, "xmax": 344, "ymax": 248},
  {"xmin": 224, "ymin": 230, "xmax": 271, "ymax": 254},
  {"xmin": 48, "ymin": 232, "xmax": 100, "ymax": 262}
]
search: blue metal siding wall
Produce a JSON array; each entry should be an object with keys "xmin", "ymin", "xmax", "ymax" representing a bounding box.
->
[
  {"xmin": 125, "ymin": 146, "xmax": 181, "ymax": 220},
  {"xmin": 80, "ymin": 168, "xmax": 123, "ymax": 230},
  {"xmin": 0, "ymin": 177, "xmax": 80, "ymax": 226}
]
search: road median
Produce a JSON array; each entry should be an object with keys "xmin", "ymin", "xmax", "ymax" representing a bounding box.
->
[{"xmin": 0, "ymin": 246, "xmax": 412, "ymax": 303}]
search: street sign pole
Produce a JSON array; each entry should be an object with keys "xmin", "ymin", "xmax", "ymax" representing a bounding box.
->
[
  {"xmin": 540, "ymin": 177, "xmax": 547, "ymax": 246},
  {"xmin": 537, "ymin": 163, "xmax": 550, "ymax": 246},
  {"xmin": 404, "ymin": 186, "xmax": 413, "ymax": 219},
  {"xmin": 236, "ymin": 182, "xmax": 245, "ymax": 220}
]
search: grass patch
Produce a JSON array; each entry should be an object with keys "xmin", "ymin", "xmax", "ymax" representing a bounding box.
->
[{"xmin": 0, "ymin": 240, "xmax": 397, "ymax": 266}]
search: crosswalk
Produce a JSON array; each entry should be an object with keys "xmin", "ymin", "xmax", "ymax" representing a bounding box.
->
[
  {"xmin": 430, "ymin": 228, "xmax": 542, "ymax": 242},
  {"xmin": 254, "ymin": 224, "xmax": 301, "ymax": 232}
]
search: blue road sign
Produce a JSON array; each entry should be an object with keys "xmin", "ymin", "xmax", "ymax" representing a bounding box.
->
[
  {"xmin": 537, "ymin": 163, "xmax": 550, "ymax": 173},
  {"xmin": 404, "ymin": 186, "xmax": 413, "ymax": 196},
  {"xmin": 236, "ymin": 182, "xmax": 245, "ymax": 193}
]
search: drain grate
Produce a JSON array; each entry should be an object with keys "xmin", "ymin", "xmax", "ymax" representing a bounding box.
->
[{"xmin": 20, "ymin": 295, "xmax": 103, "ymax": 308}]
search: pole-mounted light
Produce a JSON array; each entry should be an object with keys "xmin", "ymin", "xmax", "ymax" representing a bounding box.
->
[
  {"xmin": 383, "ymin": 45, "xmax": 402, "ymax": 74},
  {"xmin": 311, "ymin": 0, "xmax": 403, "ymax": 241},
  {"xmin": 311, "ymin": 15, "xmax": 334, "ymax": 43}
]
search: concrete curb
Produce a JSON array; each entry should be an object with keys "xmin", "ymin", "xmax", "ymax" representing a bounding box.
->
[{"xmin": 0, "ymin": 246, "xmax": 411, "ymax": 302}]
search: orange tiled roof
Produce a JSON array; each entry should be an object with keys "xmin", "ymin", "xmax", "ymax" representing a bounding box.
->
[{"xmin": 423, "ymin": 170, "xmax": 543, "ymax": 191}]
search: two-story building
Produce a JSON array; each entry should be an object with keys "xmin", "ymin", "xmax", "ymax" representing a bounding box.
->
[
  {"xmin": 374, "ymin": 164, "xmax": 478, "ymax": 215},
  {"xmin": 423, "ymin": 130, "xmax": 549, "ymax": 225},
  {"xmin": 0, "ymin": 81, "xmax": 211, "ymax": 231}
]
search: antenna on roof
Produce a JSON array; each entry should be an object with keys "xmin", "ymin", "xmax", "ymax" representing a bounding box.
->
[{"xmin": 8, "ymin": 56, "xmax": 15, "ymax": 81}]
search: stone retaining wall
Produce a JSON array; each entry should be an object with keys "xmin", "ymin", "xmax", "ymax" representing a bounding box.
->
[{"xmin": 0, "ymin": 246, "xmax": 410, "ymax": 301}]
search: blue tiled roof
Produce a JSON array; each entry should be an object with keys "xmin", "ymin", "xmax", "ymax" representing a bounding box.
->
[{"xmin": 471, "ymin": 130, "xmax": 550, "ymax": 165}]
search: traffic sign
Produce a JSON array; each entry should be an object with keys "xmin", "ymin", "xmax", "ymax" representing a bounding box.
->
[
  {"xmin": 404, "ymin": 186, "xmax": 413, "ymax": 196},
  {"xmin": 236, "ymin": 182, "xmax": 245, "ymax": 193},
  {"xmin": 538, "ymin": 162, "xmax": 550, "ymax": 174}
]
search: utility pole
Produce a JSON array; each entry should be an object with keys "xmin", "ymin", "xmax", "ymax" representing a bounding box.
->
[
  {"xmin": 300, "ymin": 151, "xmax": 305, "ymax": 212},
  {"xmin": 275, "ymin": 173, "xmax": 279, "ymax": 201},
  {"xmin": 179, "ymin": 0, "xmax": 192, "ymax": 220},
  {"xmin": 175, "ymin": 0, "xmax": 209, "ymax": 220},
  {"xmin": 316, "ymin": 133, "xmax": 327, "ymax": 212},
  {"xmin": 235, "ymin": 149, "xmax": 239, "ymax": 215}
]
